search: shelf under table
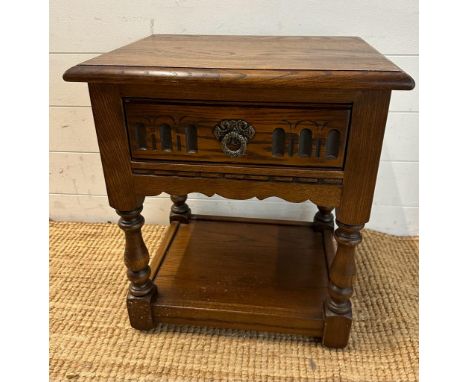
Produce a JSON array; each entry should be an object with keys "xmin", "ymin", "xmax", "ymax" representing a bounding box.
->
[{"xmin": 149, "ymin": 215, "xmax": 335, "ymax": 337}]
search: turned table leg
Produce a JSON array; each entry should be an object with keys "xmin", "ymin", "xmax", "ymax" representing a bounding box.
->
[
  {"xmin": 322, "ymin": 220, "xmax": 364, "ymax": 348},
  {"xmin": 313, "ymin": 206, "xmax": 335, "ymax": 230},
  {"xmin": 170, "ymin": 194, "xmax": 191, "ymax": 223},
  {"xmin": 117, "ymin": 206, "xmax": 156, "ymax": 330}
]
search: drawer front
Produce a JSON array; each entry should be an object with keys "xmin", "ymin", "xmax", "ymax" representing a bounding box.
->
[{"xmin": 124, "ymin": 99, "xmax": 351, "ymax": 168}]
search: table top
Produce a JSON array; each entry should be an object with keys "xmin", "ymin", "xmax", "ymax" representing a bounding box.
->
[
  {"xmin": 81, "ymin": 35, "xmax": 399, "ymax": 71},
  {"xmin": 64, "ymin": 35, "xmax": 414, "ymax": 90}
]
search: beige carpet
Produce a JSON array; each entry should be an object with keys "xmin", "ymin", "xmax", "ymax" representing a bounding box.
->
[{"xmin": 49, "ymin": 222, "xmax": 418, "ymax": 382}]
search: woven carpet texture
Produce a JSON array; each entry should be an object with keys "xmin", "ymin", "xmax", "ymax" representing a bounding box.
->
[{"xmin": 50, "ymin": 222, "xmax": 418, "ymax": 382}]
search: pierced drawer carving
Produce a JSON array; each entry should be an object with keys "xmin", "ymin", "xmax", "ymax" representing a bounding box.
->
[{"xmin": 124, "ymin": 99, "xmax": 351, "ymax": 168}]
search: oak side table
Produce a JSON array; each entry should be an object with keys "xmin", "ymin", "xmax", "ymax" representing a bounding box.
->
[{"xmin": 64, "ymin": 35, "xmax": 414, "ymax": 348}]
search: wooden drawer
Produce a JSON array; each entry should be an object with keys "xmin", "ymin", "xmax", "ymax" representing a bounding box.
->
[{"xmin": 124, "ymin": 99, "xmax": 351, "ymax": 168}]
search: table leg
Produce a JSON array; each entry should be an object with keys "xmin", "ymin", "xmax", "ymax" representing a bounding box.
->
[
  {"xmin": 322, "ymin": 220, "xmax": 364, "ymax": 348},
  {"xmin": 170, "ymin": 194, "xmax": 191, "ymax": 223},
  {"xmin": 117, "ymin": 206, "xmax": 156, "ymax": 330},
  {"xmin": 313, "ymin": 206, "xmax": 335, "ymax": 230}
]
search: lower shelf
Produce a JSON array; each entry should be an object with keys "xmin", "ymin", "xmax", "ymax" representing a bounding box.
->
[{"xmin": 149, "ymin": 215, "xmax": 336, "ymax": 337}]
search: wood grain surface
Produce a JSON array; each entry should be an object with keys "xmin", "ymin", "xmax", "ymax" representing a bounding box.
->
[
  {"xmin": 81, "ymin": 35, "xmax": 402, "ymax": 71},
  {"xmin": 125, "ymin": 99, "xmax": 351, "ymax": 168},
  {"xmin": 132, "ymin": 173, "xmax": 342, "ymax": 206},
  {"xmin": 151, "ymin": 216, "xmax": 333, "ymax": 336},
  {"xmin": 63, "ymin": 35, "xmax": 415, "ymax": 90},
  {"xmin": 88, "ymin": 84, "xmax": 140, "ymax": 211}
]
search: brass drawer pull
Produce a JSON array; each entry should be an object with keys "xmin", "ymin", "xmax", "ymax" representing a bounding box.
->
[{"xmin": 213, "ymin": 119, "xmax": 255, "ymax": 158}]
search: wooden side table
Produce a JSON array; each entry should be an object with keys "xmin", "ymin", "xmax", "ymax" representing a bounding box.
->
[{"xmin": 64, "ymin": 35, "xmax": 414, "ymax": 348}]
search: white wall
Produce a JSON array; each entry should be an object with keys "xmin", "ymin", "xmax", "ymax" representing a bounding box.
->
[{"xmin": 49, "ymin": 0, "xmax": 419, "ymax": 235}]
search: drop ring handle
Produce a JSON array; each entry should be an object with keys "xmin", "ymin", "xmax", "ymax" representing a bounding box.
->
[{"xmin": 213, "ymin": 119, "xmax": 255, "ymax": 158}]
